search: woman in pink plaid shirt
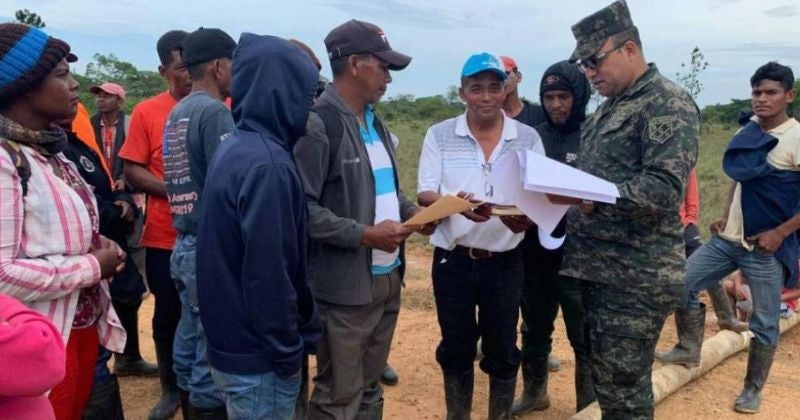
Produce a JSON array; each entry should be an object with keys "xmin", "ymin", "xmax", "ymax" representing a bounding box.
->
[{"xmin": 0, "ymin": 24, "xmax": 127, "ymax": 420}]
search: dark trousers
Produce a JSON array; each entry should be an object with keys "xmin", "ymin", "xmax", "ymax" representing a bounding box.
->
[
  {"xmin": 582, "ymin": 281, "xmax": 681, "ymax": 420},
  {"xmin": 145, "ymin": 248, "xmax": 181, "ymax": 353},
  {"xmin": 432, "ymin": 246, "xmax": 523, "ymax": 380},
  {"xmin": 113, "ymin": 296, "xmax": 145, "ymax": 359},
  {"xmin": 519, "ymin": 237, "xmax": 587, "ymax": 362}
]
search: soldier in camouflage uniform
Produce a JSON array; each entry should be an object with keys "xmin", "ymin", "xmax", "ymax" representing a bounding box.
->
[{"xmin": 556, "ymin": 1, "xmax": 699, "ymax": 419}]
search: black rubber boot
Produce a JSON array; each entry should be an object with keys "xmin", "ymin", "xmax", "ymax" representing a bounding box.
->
[
  {"xmin": 293, "ymin": 355, "xmax": 309, "ymax": 420},
  {"xmin": 707, "ymin": 283, "xmax": 749, "ymax": 332},
  {"xmin": 488, "ymin": 376, "xmax": 517, "ymax": 420},
  {"xmin": 574, "ymin": 353, "xmax": 596, "ymax": 412},
  {"xmin": 734, "ymin": 341, "xmax": 777, "ymax": 414},
  {"xmin": 355, "ymin": 398, "xmax": 383, "ymax": 420},
  {"xmin": 180, "ymin": 390, "xmax": 190, "ymax": 420},
  {"xmin": 655, "ymin": 304, "xmax": 706, "ymax": 367},
  {"xmin": 114, "ymin": 298, "xmax": 158, "ymax": 377},
  {"xmin": 186, "ymin": 404, "xmax": 228, "ymax": 420},
  {"xmin": 510, "ymin": 357, "xmax": 549, "ymax": 416},
  {"xmin": 147, "ymin": 340, "xmax": 182, "ymax": 420},
  {"xmin": 380, "ymin": 365, "xmax": 399, "ymax": 386},
  {"xmin": 82, "ymin": 375, "xmax": 124, "ymax": 420},
  {"xmin": 443, "ymin": 370, "xmax": 473, "ymax": 420}
]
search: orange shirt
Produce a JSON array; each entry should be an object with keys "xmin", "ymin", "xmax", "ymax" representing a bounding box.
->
[
  {"xmin": 680, "ymin": 168, "xmax": 699, "ymax": 226},
  {"xmin": 118, "ymin": 91, "xmax": 178, "ymax": 250}
]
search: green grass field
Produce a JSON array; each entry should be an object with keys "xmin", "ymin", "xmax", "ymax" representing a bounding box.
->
[{"xmin": 385, "ymin": 119, "xmax": 738, "ymax": 244}]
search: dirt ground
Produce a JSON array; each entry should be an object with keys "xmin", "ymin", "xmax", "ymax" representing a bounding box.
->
[{"xmin": 120, "ymin": 247, "xmax": 800, "ymax": 419}]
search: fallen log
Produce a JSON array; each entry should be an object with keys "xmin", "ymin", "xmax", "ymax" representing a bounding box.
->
[{"xmin": 571, "ymin": 310, "xmax": 800, "ymax": 420}]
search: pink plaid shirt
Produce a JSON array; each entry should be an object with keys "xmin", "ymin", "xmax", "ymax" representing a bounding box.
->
[{"xmin": 0, "ymin": 143, "xmax": 125, "ymax": 352}]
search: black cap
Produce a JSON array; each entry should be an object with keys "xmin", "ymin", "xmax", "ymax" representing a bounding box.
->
[
  {"xmin": 324, "ymin": 20, "xmax": 411, "ymax": 71},
  {"xmin": 181, "ymin": 27, "xmax": 237, "ymax": 67}
]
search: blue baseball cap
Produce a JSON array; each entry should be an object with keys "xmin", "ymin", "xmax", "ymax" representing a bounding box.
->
[{"xmin": 461, "ymin": 52, "xmax": 506, "ymax": 80}]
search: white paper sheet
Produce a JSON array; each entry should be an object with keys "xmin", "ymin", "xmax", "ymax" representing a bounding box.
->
[
  {"xmin": 522, "ymin": 151, "xmax": 619, "ymax": 204},
  {"xmin": 488, "ymin": 150, "xmax": 619, "ymax": 235},
  {"xmin": 489, "ymin": 151, "xmax": 570, "ymax": 234}
]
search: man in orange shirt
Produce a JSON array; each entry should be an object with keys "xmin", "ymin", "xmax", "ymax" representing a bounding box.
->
[{"xmin": 118, "ymin": 29, "xmax": 192, "ymax": 420}]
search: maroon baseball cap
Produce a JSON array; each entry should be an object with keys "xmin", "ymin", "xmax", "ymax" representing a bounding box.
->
[{"xmin": 324, "ymin": 20, "xmax": 411, "ymax": 71}]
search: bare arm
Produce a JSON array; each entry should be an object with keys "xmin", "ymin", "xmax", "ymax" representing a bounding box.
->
[{"xmin": 123, "ymin": 160, "xmax": 167, "ymax": 197}]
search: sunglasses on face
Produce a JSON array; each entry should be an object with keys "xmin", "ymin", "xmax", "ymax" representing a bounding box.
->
[{"xmin": 577, "ymin": 42, "xmax": 626, "ymax": 73}]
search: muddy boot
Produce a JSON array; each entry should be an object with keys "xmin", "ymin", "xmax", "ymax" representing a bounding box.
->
[
  {"xmin": 381, "ymin": 365, "xmax": 399, "ymax": 386},
  {"xmin": 82, "ymin": 375, "xmax": 124, "ymax": 420},
  {"xmin": 114, "ymin": 299, "xmax": 158, "ymax": 377},
  {"xmin": 488, "ymin": 376, "xmax": 516, "ymax": 420},
  {"xmin": 147, "ymin": 340, "xmax": 182, "ymax": 420},
  {"xmin": 734, "ymin": 341, "xmax": 777, "ymax": 414},
  {"xmin": 655, "ymin": 304, "xmax": 706, "ymax": 368},
  {"xmin": 547, "ymin": 354, "xmax": 561, "ymax": 372},
  {"xmin": 355, "ymin": 398, "xmax": 383, "ymax": 420},
  {"xmin": 294, "ymin": 355, "xmax": 309, "ymax": 420},
  {"xmin": 574, "ymin": 353, "xmax": 596, "ymax": 412},
  {"xmin": 510, "ymin": 357, "xmax": 549, "ymax": 416},
  {"xmin": 708, "ymin": 283, "xmax": 749, "ymax": 332},
  {"xmin": 443, "ymin": 370, "xmax": 473, "ymax": 420}
]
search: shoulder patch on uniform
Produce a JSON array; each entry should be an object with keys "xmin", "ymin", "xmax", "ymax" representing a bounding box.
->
[{"xmin": 648, "ymin": 116, "xmax": 675, "ymax": 143}]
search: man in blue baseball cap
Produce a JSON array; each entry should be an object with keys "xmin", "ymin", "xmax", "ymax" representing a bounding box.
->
[{"xmin": 416, "ymin": 52, "xmax": 545, "ymax": 420}]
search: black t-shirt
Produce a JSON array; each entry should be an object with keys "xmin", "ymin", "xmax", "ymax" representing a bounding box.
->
[{"xmin": 512, "ymin": 100, "xmax": 546, "ymax": 129}]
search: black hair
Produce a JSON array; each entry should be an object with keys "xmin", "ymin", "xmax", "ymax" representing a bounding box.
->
[
  {"xmin": 187, "ymin": 60, "xmax": 215, "ymax": 80},
  {"xmin": 750, "ymin": 62, "xmax": 794, "ymax": 91},
  {"xmin": 330, "ymin": 53, "xmax": 371, "ymax": 78},
  {"xmin": 157, "ymin": 30, "xmax": 189, "ymax": 66}
]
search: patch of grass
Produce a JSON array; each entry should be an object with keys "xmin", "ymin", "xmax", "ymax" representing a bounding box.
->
[{"xmin": 696, "ymin": 124, "xmax": 737, "ymax": 239}]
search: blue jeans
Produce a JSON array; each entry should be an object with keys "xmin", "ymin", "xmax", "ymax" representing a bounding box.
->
[
  {"xmin": 683, "ymin": 235, "xmax": 783, "ymax": 345},
  {"xmin": 171, "ymin": 234, "xmax": 224, "ymax": 408},
  {"xmin": 211, "ymin": 368, "xmax": 301, "ymax": 420}
]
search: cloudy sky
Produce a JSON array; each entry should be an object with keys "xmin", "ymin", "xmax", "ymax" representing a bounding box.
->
[{"xmin": 5, "ymin": 0, "xmax": 800, "ymax": 107}]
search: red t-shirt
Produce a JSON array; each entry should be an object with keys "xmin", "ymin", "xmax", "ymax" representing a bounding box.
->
[{"xmin": 118, "ymin": 91, "xmax": 178, "ymax": 250}]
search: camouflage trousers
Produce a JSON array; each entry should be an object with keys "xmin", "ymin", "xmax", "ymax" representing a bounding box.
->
[{"xmin": 581, "ymin": 281, "xmax": 681, "ymax": 420}]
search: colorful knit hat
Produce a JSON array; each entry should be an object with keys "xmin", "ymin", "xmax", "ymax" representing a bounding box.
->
[{"xmin": 0, "ymin": 23, "xmax": 77, "ymax": 104}]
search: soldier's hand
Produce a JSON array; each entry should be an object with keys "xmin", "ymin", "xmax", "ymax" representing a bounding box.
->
[
  {"xmin": 362, "ymin": 220, "xmax": 414, "ymax": 253},
  {"xmin": 746, "ymin": 228, "xmax": 785, "ymax": 254},
  {"xmin": 709, "ymin": 217, "xmax": 728, "ymax": 235},
  {"xmin": 500, "ymin": 215, "xmax": 533, "ymax": 233}
]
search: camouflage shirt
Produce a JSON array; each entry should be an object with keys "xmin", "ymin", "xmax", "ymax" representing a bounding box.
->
[{"xmin": 560, "ymin": 64, "xmax": 699, "ymax": 286}]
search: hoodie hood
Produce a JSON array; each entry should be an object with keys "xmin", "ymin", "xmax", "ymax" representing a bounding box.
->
[
  {"xmin": 539, "ymin": 60, "xmax": 590, "ymax": 132},
  {"xmin": 231, "ymin": 33, "xmax": 318, "ymax": 149}
]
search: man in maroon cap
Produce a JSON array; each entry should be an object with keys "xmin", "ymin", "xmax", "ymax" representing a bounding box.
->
[
  {"xmin": 91, "ymin": 82, "xmax": 130, "ymax": 191},
  {"xmin": 90, "ymin": 82, "xmax": 158, "ymax": 382},
  {"xmin": 293, "ymin": 19, "xmax": 433, "ymax": 420}
]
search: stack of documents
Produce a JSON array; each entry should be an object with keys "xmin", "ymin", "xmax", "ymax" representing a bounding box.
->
[{"xmin": 488, "ymin": 150, "xmax": 619, "ymax": 235}]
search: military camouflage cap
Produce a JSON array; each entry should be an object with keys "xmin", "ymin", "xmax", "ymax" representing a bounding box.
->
[{"xmin": 569, "ymin": 0, "xmax": 636, "ymax": 62}]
